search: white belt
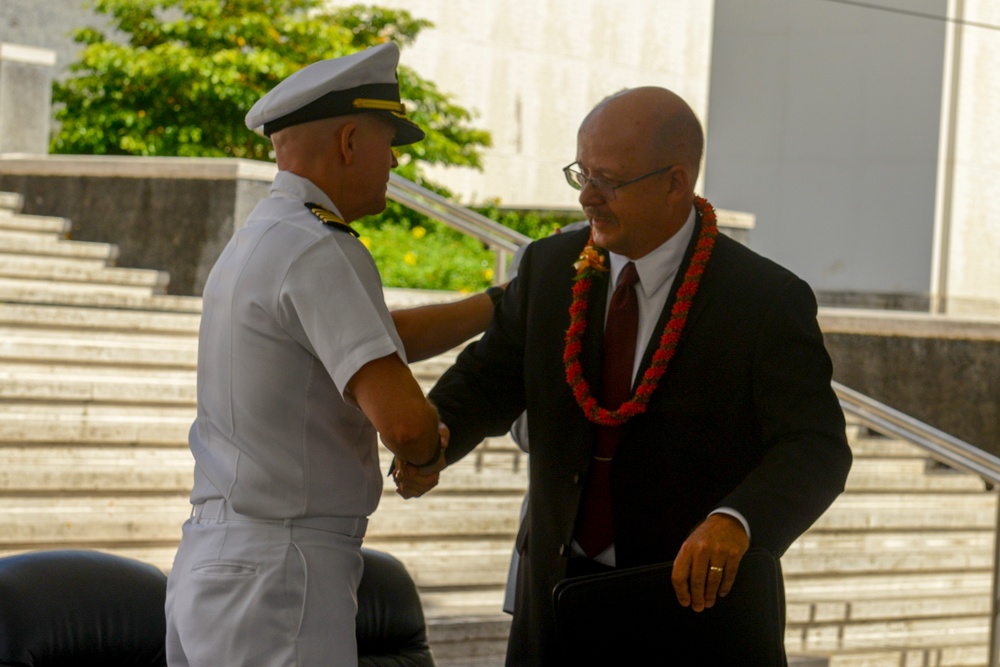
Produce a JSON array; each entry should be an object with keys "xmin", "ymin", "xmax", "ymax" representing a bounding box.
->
[{"xmin": 191, "ymin": 498, "xmax": 367, "ymax": 538}]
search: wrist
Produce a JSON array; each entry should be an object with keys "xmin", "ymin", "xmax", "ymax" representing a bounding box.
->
[{"xmin": 408, "ymin": 433, "xmax": 443, "ymax": 468}]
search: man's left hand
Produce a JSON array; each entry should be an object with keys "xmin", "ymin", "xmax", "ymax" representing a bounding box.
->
[{"xmin": 670, "ymin": 513, "xmax": 750, "ymax": 612}]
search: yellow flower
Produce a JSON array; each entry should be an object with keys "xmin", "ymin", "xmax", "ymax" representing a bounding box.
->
[
  {"xmin": 411, "ymin": 226, "xmax": 427, "ymax": 239},
  {"xmin": 482, "ymin": 268, "xmax": 495, "ymax": 281},
  {"xmin": 360, "ymin": 237, "xmax": 372, "ymax": 249},
  {"xmin": 404, "ymin": 252, "xmax": 418, "ymax": 266}
]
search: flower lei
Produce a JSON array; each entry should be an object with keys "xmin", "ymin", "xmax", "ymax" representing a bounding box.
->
[{"xmin": 563, "ymin": 196, "xmax": 719, "ymax": 427}]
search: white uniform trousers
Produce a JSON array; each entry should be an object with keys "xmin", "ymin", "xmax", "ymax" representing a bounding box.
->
[{"xmin": 165, "ymin": 502, "xmax": 366, "ymax": 667}]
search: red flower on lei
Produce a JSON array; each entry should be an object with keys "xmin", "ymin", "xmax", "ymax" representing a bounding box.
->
[{"xmin": 563, "ymin": 196, "xmax": 719, "ymax": 427}]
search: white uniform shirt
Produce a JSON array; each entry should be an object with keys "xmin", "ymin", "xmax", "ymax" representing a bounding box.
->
[{"xmin": 189, "ymin": 171, "xmax": 404, "ymax": 520}]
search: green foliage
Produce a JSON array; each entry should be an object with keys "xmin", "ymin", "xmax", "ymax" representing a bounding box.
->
[
  {"xmin": 473, "ymin": 200, "xmax": 585, "ymax": 239},
  {"xmin": 354, "ymin": 219, "xmax": 496, "ymax": 292},
  {"xmin": 51, "ymin": 0, "xmax": 491, "ymax": 167}
]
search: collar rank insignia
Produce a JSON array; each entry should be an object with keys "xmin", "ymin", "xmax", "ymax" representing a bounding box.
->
[{"xmin": 305, "ymin": 202, "xmax": 359, "ymax": 237}]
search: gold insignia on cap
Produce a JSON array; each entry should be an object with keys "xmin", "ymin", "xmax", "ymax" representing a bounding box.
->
[
  {"xmin": 353, "ymin": 98, "xmax": 408, "ymax": 118},
  {"xmin": 305, "ymin": 203, "xmax": 360, "ymax": 237}
]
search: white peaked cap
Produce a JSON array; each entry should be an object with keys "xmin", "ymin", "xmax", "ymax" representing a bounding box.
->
[{"xmin": 244, "ymin": 42, "xmax": 425, "ymax": 146}]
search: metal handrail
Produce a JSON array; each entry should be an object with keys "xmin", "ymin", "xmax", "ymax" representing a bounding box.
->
[
  {"xmin": 834, "ymin": 380, "xmax": 1000, "ymax": 486},
  {"xmin": 834, "ymin": 380, "xmax": 1000, "ymax": 667},
  {"xmin": 387, "ymin": 173, "xmax": 531, "ymax": 284}
]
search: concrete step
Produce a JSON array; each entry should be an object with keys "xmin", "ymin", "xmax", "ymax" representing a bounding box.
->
[
  {"xmin": 789, "ymin": 614, "xmax": 988, "ymax": 652},
  {"xmin": 0, "ymin": 282, "xmax": 202, "ymax": 312},
  {"xmin": 0, "ymin": 229, "xmax": 118, "ymax": 261},
  {"xmin": 0, "ymin": 403, "xmax": 194, "ymax": 444},
  {"xmin": 811, "ymin": 492, "xmax": 996, "ymax": 531},
  {"xmin": 0, "ymin": 366, "xmax": 197, "ymax": 404},
  {"xmin": 785, "ymin": 570, "xmax": 990, "ymax": 602},
  {"xmin": 0, "ymin": 213, "xmax": 70, "ymax": 234},
  {"xmin": 0, "ymin": 251, "xmax": 109, "ymax": 272},
  {"xmin": 0, "ymin": 446, "xmax": 195, "ymax": 493},
  {"xmin": 361, "ymin": 538, "xmax": 518, "ymax": 589},
  {"xmin": 0, "ymin": 495, "xmax": 190, "ymax": 545},
  {"xmin": 783, "ymin": 530, "xmax": 994, "ymax": 575},
  {"xmin": 787, "ymin": 593, "xmax": 990, "ymax": 625},
  {"xmin": 848, "ymin": 434, "xmax": 931, "ymax": 458},
  {"xmin": 0, "ymin": 303, "xmax": 201, "ymax": 334},
  {"xmin": 426, "ymin": 615, "xmax": 510, "ymax": 667},
  {"xmin": 844, "ymin": 458, "xmax": 988, "ymax": 491},
  {"xmin": 421, "ymin": 590, "xmax": 507, "ymax": 621},
  {"xmin": 0, "ymin": 493, "xmax": 520, "ymax": 548},
  {"xmin": 2, "ymin": 361, "xmax": 197, "ymax": 378},
  {"xmin": 0, "ymin": 192, "xmax": 22, "ymax": 213},
  {"xmin": 0, "ymin": 276, "xmax": 164, "ymax": 300},
  {"xmin": 366, "ymin": 494, "xmax": 524, "ymax": 540},
  {"xmin": 823, "ymin": 644, "xmax": 986, "ymax": 667},
  {"xmin": 0, "ymin": 441, "xmax": 520, "ymax": 496},
  {"xmin": 0, "ymin": 253, "xmax": 168, "ymax": 290},
  {"xmin": 0, "ymin": 331, "xmax": 197, "ymax": 368}
]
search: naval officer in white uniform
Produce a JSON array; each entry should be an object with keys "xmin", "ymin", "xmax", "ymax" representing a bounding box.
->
[{"xmin": 165, "ymin": 42, "xmax": 496, "ymax": 666}]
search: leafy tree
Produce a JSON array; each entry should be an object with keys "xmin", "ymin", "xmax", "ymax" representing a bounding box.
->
[
  {"xmin": 50, "ymin": 0, "xmax": 542, "ymax": 292},
  {"xmin": 51, "ymin": 0, "xmax": 491, "ymax": 173}
]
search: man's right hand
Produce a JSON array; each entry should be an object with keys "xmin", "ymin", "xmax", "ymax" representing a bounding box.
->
[
  {"xmin": 670, "ymin": 513, "xmax": 749, "ymax": 612},
  {"xmin": 393, "ymin": 423, "xmax": 449, "ymax": 498}
]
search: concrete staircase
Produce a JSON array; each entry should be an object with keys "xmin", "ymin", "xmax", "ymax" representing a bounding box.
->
[
  {"xmin": 0, "ymin": 191, "xmax": 996, "ymax": 666},
  {"xmin": 784, "ymin": 432, "xmax": 997, "ymax": 667}
]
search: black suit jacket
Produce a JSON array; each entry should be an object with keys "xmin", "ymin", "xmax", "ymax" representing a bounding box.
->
[{"xmin": 430, "ymin": 216, "xmax": 851, "ymax": 665}]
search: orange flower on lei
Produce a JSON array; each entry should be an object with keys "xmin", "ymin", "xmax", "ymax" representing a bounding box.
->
[{"xmin": 573, "ymin": 244, "xmax": 609, "ymax": 279}]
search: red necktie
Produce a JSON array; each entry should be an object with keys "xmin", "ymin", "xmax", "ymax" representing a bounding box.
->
[{"xmin": 576, "ymin": 262, "xmax": 639, "ymax": 558}]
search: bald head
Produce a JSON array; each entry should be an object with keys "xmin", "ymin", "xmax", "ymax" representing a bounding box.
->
[
  {"xmin": 272, "ymin": 116, "xmax": 350, "ymax": 169},
  {"xmin": 583, "ymin": 87, "xmax": 704, "ymax": 189},
  {"xmin": 574, "ymin": 87, "xmax": 704, "ymax": 258}
]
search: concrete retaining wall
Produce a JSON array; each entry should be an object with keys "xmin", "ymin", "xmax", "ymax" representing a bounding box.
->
[
  {"xmin": 820, "ymin": 309, "xmax": 1000, "ymax": 456},
  {"xmin": 0, "ymin": 155, "xmax": 274, "ymax": 296}
]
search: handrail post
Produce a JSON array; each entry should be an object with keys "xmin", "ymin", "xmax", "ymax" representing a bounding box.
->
[
  {"xmin": 494, "ymin": 248, "xmax": 509, "ymax": 285},
  {"xmin": 990, "ymin": 489, "xmax": 1000, "ymax": 667}
]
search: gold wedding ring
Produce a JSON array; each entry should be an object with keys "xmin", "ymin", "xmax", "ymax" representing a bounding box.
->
[{"xmin": 709, "ymin": 566, "xmax": 724, "ymax": 573}]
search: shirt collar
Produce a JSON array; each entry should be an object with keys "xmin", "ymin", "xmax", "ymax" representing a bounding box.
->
[
  {"xmin": 270, "ymin": 170, "xmax": 346, "ymax": 220},
  {"xmin": 607, "ymin": 205, "xmax": 697, "ymax": 299}
]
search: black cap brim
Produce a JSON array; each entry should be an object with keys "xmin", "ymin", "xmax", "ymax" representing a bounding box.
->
[{"xmin": 380, "ymin": 112, "xmax": 425, "ymax": 146}]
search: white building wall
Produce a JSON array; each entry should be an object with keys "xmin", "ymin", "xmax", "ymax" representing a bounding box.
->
[
  {"xmin": 937, "ymin": 0, "xmax": 1000, "ymax": 316},
  {"xmin": 324, "ymin": 0, "xmax": 715, "ymax": 209}
]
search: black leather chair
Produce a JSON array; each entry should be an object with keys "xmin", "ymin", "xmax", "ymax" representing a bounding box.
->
[
  {"xmin": 356, "ymin": 548, "xmax": 434, "ymax": 667},
  {"xmin": 0, "ymin": 549, "xmax": 167, "ymax": 667},
  {"xmin": 0, "ymin": 548, "xmax": 434, "ymax": 666}
]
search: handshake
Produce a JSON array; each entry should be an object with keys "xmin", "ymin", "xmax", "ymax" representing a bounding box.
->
[{"xmin": 391, "ymin": 422, "xmax": 449, "ymax": 499}]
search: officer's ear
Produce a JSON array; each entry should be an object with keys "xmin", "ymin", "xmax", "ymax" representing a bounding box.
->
[{"xmin": 339, "ymin": 121, "xmax": 360, "ymax": 166}]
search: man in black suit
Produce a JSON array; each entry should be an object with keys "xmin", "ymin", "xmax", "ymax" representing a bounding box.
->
[{"xmin": 403, "ymin": 87, "xmax": 851, "ymax": 665}]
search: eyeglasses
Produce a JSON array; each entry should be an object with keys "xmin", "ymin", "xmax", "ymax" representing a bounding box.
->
[{"xmin": 563, "ymin": 162, "xmax": 676, "ymax": 201}]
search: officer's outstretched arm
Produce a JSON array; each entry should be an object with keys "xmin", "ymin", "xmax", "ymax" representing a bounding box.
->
[
  {"xmin": 347, "ymin": 353, "xmax": 441, "ymax": 467},
  {"xmin": 391, "ymin": 289, "xmax": 499, "ymax": 363}
]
